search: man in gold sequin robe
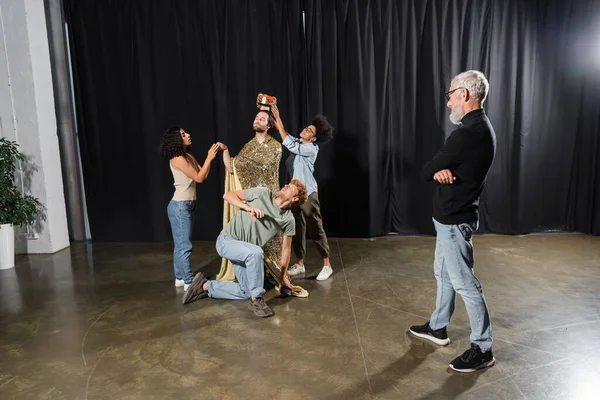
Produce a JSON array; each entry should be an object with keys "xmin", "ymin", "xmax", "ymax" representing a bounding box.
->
[{"xmin": 216, "ymin": 110, "xmax": 308, "ymax": 297}]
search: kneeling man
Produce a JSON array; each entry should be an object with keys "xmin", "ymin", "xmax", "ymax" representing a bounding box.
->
[{"xmin": 183, "ymin": 180, "xmax": 308, "ymax": 317}]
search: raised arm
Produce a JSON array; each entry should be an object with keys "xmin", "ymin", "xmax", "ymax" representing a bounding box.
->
[
  {"xmin": 217, "ymin": 142, "xmax": 233, "ymax": 173},
  {"xmin": 271, "ymin": 105, "xmax": 288, "ymax": 142},
  {"xmin": 271, "ymin": 105, "xmax": 318, "ymax": 157},
  {"xmin": 171, "ymin": 143, "xmax": 220, "ymax": 183}
]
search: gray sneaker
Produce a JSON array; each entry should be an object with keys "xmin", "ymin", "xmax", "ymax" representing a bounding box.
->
[
  {"xmin": 182, "ymin": 272, "xmax": 208, "ymax": 305},
  {"xmin": 248, "ymin": 297, "xmax": 274, "ymax": 318}
]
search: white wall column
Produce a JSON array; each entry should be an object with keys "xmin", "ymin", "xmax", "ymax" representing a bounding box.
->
[{"xmin": 0, "ymin": 0, "xmax": 69, "ymax": 254}]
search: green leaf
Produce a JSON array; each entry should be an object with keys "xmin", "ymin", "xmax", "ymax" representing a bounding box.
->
[{"xmin": 0, "ymin": 138, "xmax": 42, "ymax": 226}]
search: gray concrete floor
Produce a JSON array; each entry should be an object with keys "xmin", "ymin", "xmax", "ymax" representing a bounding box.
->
[{"xmin": 1, "ymin": 233, "xmax": 599, "ymax": 399}]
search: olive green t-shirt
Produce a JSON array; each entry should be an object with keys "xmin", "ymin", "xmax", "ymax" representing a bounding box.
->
[{"xmin": 223, "ymin": 188, "xmax": 295, "ymax": 246}]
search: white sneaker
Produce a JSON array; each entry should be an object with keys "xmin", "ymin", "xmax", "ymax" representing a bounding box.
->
[
  {"xmin": 288, "ymin": 263, "xmax": 305, "ymax": 276},
  {"xmin": 316, "ymin": 265, "xmax": 333, "ymax": 281},
  {"xmin": 176, "ymin": 279, "xmax": 190, "ymax": 290}
]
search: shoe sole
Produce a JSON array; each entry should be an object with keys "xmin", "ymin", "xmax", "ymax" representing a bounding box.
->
[
  {"xmin": 253, "ymin": 311, "xmax": 274, "ymax": 318},
  {"xmin": 287, "ymin": 270, "xmax": 304, "ymax": 276},
  {"xmin": 408, "ymin": 328, "xmax": 450, "ymax": 346},
  {"xmin": 449, "ymin": 357, "xmax": 496, "ymax": 373}
]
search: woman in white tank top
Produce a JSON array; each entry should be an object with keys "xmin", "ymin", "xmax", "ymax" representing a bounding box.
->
[{"xmin": 160, "ymin": 126, "xmax": 223, "ymax": 290}]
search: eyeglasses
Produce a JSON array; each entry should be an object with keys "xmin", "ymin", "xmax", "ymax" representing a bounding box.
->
[{"xmin": 445, "ymin": 87, "xmax": 465, "ymax": 101}]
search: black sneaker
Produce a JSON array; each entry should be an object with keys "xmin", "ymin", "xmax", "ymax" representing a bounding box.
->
[
  {"xmin": 449, "ymin": 343, "xmax": 496, "ymax": 372},
  {"xmin": 182, "ymin": 272, "xmax": 209, "ymax": 305},
  {"xmin": 408, "ymin": 321, "xmax": 450, "ymax": 345},
  {"xmin": 248, "ymin": 297, "xmax": 274, "ymax": 318}
]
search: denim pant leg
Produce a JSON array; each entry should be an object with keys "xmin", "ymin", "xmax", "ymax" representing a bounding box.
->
[
  {"xmin": 167, "ymin": 200, "xmax": 195, "ymax": 284},
  {"xmin": 429, "ymin": 225, "xmax": 457, "ymax": 330},
  {"xmin": 432, "ymin": 218, "xmax": 493, "ymax": 350},
  {"xmin": 167, "ymin": 200, "xmax": 182, "ymax": 280},
  {"xmin": 207, "ymin": 233, "xmax": 266, "ymax": 300}
]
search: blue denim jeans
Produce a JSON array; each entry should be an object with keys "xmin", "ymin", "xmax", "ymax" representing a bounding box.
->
[
  {"xmin": 207, "ymin": 232, "xmax": 266, "ymax": 300},
  {"xmin": 429, "ymin": 218, "xmax": 493, "ymax": 350},
  {"xmin": 167, "ymin": 200, "xmax": 195, "ymax": 284}
]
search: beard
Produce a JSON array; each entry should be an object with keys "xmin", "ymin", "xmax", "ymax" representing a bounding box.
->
[
  {"xmin": 449, "ymin": 106, "xmax": 464, "ymax": 125},
  {"xmin": 253, "ymin": 123, "xmax": 268, "ymax": 133}
]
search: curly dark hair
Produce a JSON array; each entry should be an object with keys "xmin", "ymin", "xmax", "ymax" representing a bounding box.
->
[
  {"xmin": 160, "ymin": 126, "xmax": 185, "ymax": 160},
  {"xmin": 311, "ymin": 115, "xmax": 334, "ymax": 143}
]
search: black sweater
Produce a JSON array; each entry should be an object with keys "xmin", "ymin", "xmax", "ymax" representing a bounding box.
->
[{"xmin": 421, "ymin": 109, "xmax": 496, "ymax": 225}]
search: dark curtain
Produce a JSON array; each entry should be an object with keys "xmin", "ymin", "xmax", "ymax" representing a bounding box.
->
[
  {"xmin": 65, "ymin": 0, "xmax": 306, "ymax": 241},
  {"xmin": 303, "ymin": 0, "xmax": 600, "ymax": 236},
  {"xmin": 65, "ymin": 0, "xmax": 600, "ymax": 241}
]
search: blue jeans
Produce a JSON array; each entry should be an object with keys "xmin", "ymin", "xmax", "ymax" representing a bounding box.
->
[
  {"xmin": 207, "ymin": 232, "xmax": 265, "ymax": 300},
  {"xmin": 167, "ymin": 200, "xmax": 195, "ymax": 284},
  {"xmin": 429, "ymin": 218, "xmax": 493, "ymax": 350}
]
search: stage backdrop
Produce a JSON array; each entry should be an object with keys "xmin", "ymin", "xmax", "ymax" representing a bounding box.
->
[{"xmin": 65, "ymin": 0, "xmax": 600, "ymax": 241}]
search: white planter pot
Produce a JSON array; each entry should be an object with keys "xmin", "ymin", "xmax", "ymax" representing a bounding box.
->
[{"xmin": 0, "ymin": 224, "xmax": 15, "ymax": 270}]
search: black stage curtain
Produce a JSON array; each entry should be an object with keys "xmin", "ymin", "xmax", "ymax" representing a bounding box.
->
[
  {"xmin": 65, "ymin": 0, "xmax": 307, "ymax": 241},
  {"xmin": 65, "ymin": 0, "xmax": 600, "ymax": 241}
]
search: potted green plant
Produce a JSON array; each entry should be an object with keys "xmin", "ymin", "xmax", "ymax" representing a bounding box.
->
[{"xmin": 0, "ymin": 137, "xmax": 42, "ymax": 269}]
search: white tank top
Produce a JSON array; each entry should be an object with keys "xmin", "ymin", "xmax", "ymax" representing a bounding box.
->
[{"xmin": 170, "ymin": 161, "xmax": 196, "ymax": 201}]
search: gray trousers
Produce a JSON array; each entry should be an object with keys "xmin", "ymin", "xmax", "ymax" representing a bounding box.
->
[{"xmin": 292, "ymin": 192, "xmax": 330, "ymax": 260}]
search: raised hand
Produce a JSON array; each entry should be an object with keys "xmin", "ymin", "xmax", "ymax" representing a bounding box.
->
[
  {"xmin": 270, "ymin": 104, "xmax": 285, "ymax": 134},
  {"xmin": 206, "ymin": 143, "xmax": 220, "ymax": 161},
  {"xmin": 271, "ymin": 104, "xmax": 280, "ymax": 121}
]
